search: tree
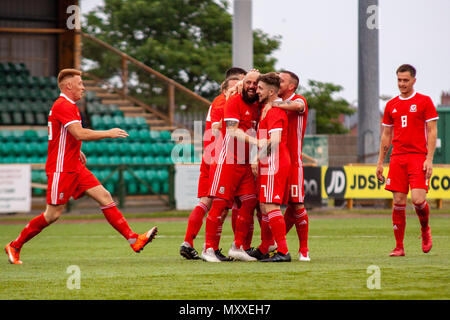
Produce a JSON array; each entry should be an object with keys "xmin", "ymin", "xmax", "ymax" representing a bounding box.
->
[
  {"xmin": 300, "ymin": 80, "xmax": 355, "ymax": 134},
  {"xmin": 82, "ymin": 0, "xmax": 281, "ymax": 108}
]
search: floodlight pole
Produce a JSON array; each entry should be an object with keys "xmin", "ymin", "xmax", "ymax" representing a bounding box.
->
[
  {"xmin": 358, "ymin": 0, "xmax": 380, "ymax": 163},
  {"xmin": 232, "ymin": 0, "xmax": 253, "ymax": 70}
]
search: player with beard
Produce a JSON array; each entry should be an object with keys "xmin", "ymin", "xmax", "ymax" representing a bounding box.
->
[
  {"xmin": 202, "ymin": 70, "xmax": 266, "ymax": 262},
  {"xmin": 180, "ymin": 75, "xmax": 242, "ymax": 260}
]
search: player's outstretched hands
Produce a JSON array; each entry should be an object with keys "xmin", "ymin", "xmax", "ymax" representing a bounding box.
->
[
  {"xmin": 108, "ymin": 128, "xmax": 129, "ymax": 139},
  {"xmin": 423, "ymin": 158, "xmax": 433, "ymax": 180},
  {"xmin": 376, "ymin": 163, "xmax": 385, "ymax": 183}
]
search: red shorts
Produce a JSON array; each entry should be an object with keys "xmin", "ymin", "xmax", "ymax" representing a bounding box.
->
[
  {"xmin": 287, "ymin": 165, "xmax": 305, "ymax": 203},
  {"xmin": 47, "ymin": 165, "xmax": 101, "ymax": 205},
  {"xmin": 258, "ymin": 164, "xmax": 289, "ymax": 204},
  {"xmin": 386, "ymin": 153, "xmax": 428, "ymax": 194},
  {"xmin": 208, "ymin": 163, "xmax": 256, "ymax": 204},
  {"xmin": 197, "ymin": 159, "xmax": 211, "ymax": 198}
]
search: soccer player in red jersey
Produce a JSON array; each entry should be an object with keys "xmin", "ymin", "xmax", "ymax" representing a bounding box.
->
[
  {"xmin": 250, "ymin": 72, "xmax": 292, "ymax": 262},
  {"xmin": 376, "ymin": 64, "xmax": 438, "ymax": 257},
  {"xmin": 260, "ymin": 70, "xmax": 309, "ymax": 261},
  {"xmin": 180, "ymin": 75, "xmax": 241, "ymax": 260},
  {"xmin": 4, "ymin": 69, "xmax": 157, "ymax": 265},
  {"xmin": 202, "ymin": 70, "xmax": 265, "ymax": 262}
]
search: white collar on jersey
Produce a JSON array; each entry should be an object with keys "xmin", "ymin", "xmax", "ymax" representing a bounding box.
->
[
  {"xmin": 60, "ymin": 93, "xmax": 76, "ymax": 104},
  {"xmin": 284, "ymin": 93, "xmax": 296, "ymax": 101},
  {"xmin": 398, "ymin": 91, "xmax": 416, "ymax": 101}
]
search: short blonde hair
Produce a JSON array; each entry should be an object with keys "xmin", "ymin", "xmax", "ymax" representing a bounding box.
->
[{"xmin": 57, "ymin": 69, "xmax": 82, "ymax": 89}]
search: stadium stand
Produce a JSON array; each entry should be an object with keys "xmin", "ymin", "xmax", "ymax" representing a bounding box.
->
[{"xmin": 0, "ymin": 62, "xmax": 199, "ymax": 198}]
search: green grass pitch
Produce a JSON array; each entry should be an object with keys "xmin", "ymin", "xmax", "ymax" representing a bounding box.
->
[{"xmin": 0, "ymin": 214, "xmax": 449, "ymax": 300}]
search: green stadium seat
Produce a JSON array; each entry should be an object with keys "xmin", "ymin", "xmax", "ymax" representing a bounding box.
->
[
  {"xmin": 150, "ymin": 181, "xmax": 161, "ymax": 194},
  {"xmin": 128, "ymin": 129, "xmax": 140, "ymax": 141},
  {"xmin": 136, "ymin": 117, "xmax": 147, "ymax": 130},
  {"xmin": 23, "ymin": 130, "xmax": 38, "ymax": 141},
  {"xmin": 12, "ymin": 111, "xmax": 24, "ymax": 125},
  {"xmin": 120, "ymin": 155, "xmax": 132, "ymax": 164},
  {"xmin": 1, "ymin": 156, "xmax": 15, "ymax": 164},
  {"xmin": 160, "ymin": 130, "xmax": 172, "ymax": 141},
  {"xmin": 149, "ymin": 130, "xmax": 160, "ymax": 142},
  {"xmin": 36, "ymin": 130, "xmax": 48, "ymax": 142},
  {"xmin": 0, "ymin": 112, "xmax": 12, "ymax": 125},
  {"xmin": 138, "ymin": 129, "xmax": 150, "ymax": 141},
  {"xmin": 0, "ymin": 130, "xmax": 12, "ymax": 142},
  {"xmin": 143, "ymin": 156, "xmax": 156, "ymax": 164},
  {"xmin": 24, "ymin": 112, "xmax": 35, "ymax": 125},
  {"xmin": 1, "ymin": 141, "xmax": 14, "ymax": 156}
]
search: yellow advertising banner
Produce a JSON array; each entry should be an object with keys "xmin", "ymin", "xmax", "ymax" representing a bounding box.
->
[{"xmin": 321, "ymin": 165, "xmax": 450, "ymax": 199}]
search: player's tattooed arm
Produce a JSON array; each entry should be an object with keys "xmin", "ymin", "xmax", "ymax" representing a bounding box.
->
[
  {"xmin": 271, "ymin": 99, "xmax": 305, "ymax": 112},
  {"xmin": 376, "ymin": 126, "xmax": 393, "ymax": 182},
  {"xmin": 226, "ymin": 120, "xmax": 258, "ymax": 146}
]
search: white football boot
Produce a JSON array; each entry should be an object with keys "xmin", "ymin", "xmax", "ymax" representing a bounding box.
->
[
  {"xmin": 299, "ymin": 251, "xmax": 311, "ymax": 262},
  {"xmin": 228, "ymin": 242, "xmax": 257, "ymax": 262},
  {"xmin": 201, "ymin": 247, "xmax": 222, "ymax": 262}
]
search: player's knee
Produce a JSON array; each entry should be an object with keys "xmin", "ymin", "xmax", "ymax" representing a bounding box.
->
[
  {"xmin": 207, "ymin": 198, "xmax": 228, "ymax": 221},
  {"xmin": 44, "ymin": 205, "xmax": 64, "ymax": 224},
  {"xmin": 412, "ymin": 196, "xmax": 426, "ymax": 206},
  {"xmin": 240, "ymin": 196, "xmax": 257, "ymax": 211},
  {"xmin": 393, "ymin": 193, "xmax": 407, "ymax": 205},
  {"xmin": 98, "ymin": 187, "xmax": 113, "ymax": 205}
]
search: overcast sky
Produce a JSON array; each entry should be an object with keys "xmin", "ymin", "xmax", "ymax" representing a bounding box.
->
[{"xmin": 80, "ymin": 0, "xmax": 450, "ymax": 108}]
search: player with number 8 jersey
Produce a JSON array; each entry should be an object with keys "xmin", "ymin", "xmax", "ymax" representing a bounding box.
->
[{"xmin": 377, "ymin": 64, "xmax": 438, "ymax": 257}]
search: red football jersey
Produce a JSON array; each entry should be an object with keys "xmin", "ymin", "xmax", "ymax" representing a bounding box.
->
[
  {"xmin": 257, "ymin": 105, "xmax": 291, "ymax": 170},
  {"xmin": 285, "ymin": 94, "xmax": 308, "ymax": 167},
  {"xmin": 202, "ymin": 93, "xmax": 226, "ymax": 165},
  {"xmin": 382, "ymin": 92, "xmax": 438, "ymax": 155},
  {"xmin": 45, "ymin": 94, "xmax": 82, "ymax": 173},
  {"xmin": 221, "ymin": 93, "xmax": 259, "ymax": 164}
]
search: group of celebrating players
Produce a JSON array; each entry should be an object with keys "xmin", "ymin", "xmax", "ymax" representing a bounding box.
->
[
  {"xmin": 180, "ymin": 67, "xmax": 310, "ymax": 263},
  {"xmin": 5, "ymin": 63, "xmax": 436, "ymax": 265}
]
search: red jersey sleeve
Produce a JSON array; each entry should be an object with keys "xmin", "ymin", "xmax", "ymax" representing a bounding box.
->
[
  {"xmin": 211, "ymin": 95, "xmax": 226, "ymax": 126},
  {"xmin": 267, "ymin": 108, "xmax": 285, "ymax": 134},
  {"xmin": 224, "ymin": 94, "xmax": 241, "ymax": 123},
  {"xmin": 424, "ymin": 96, "xmax": 439, "ymax": 122},
  {"xmin": 52, "ymin": 101, "xmax": 81, "ymax": 128},
  {"xmin": 382, "ymin": 101, "xmax": 393, "ymax": 126},
  {"xmin": 292, "ymin": 95, "xmax": 308, "ymax": 114}
]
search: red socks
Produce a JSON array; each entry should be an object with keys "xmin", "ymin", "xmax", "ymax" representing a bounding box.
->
[
  {"xmin": 205, "ymin": 198, "xmax": 228, "ymax": 250},
  {"xmin": 259, "ymin": 213, "xmax": 273, "ymax": 254},
  {"xmin": 284, "ymin": 205, "xmax": 296, "ymax": 234},
  {"xmin": 231, "ymin": 201, "xmax": 239, "ymax": 235},
  {"xmin": 11, "ymin": 213, "xmax": 49, "ymax": 250},
  {"xmin": 267, "ymin": 209, "xmax": 288, "ymax": 255},
  {"xmin": 184, "ymin": 202, "xmax": 209, "ymax": 247},
  {"xmin": 414, "ymin": 201, "xmax": 430, "ymax": 230},
  {"xmin": 233, "ymin": 195, "xmax": 257, "ymax": 249},
  {"xmin": 392, "ymin": 204, "xmax": 406, "ymax": 249},
  {"xmin": 294, "ymin": 208, "xmax": 309, "ymax": 255},
  {"xmin": 101, "ymin": 202, "xmax": 138, "ymax": 243}
]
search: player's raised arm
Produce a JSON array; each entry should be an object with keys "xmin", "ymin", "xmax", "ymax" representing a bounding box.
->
[
  {"xmin": 271, "ymin": 99, "xmax": 305, "ymax": 113},
  {"xmin": 67, "ymin": 122, "xmax": 129, "ymax": 141}
]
